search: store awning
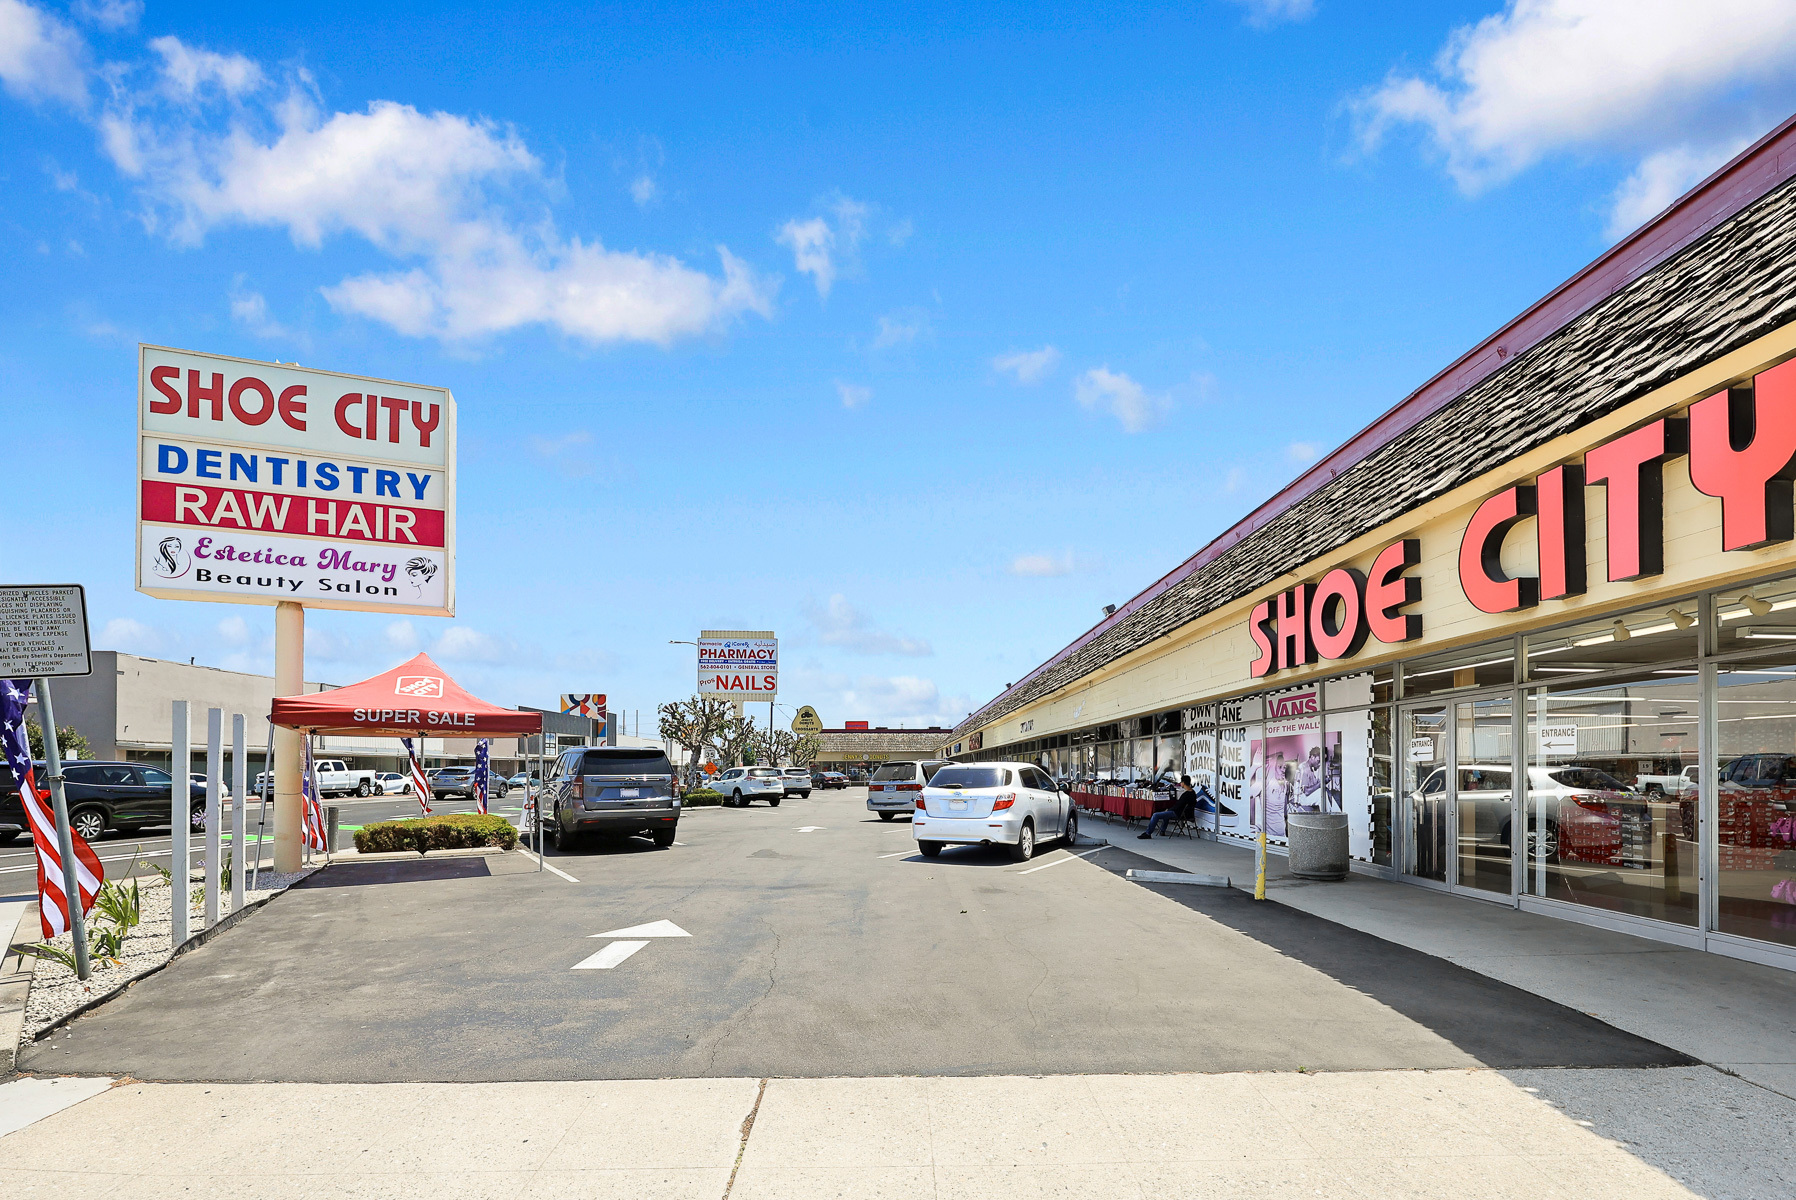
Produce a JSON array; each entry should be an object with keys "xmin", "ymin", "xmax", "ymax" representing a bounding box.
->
[{"xmin": 269, "ymin": 652, "xmax": 542, "ymax": 738}]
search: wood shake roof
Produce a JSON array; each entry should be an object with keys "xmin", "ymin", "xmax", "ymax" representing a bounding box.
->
[{"xmin": 955, "ymin": 114, "xmax": 1796, "ymax": 737}]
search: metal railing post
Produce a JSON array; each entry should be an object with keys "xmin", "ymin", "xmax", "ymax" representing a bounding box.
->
[
  {"xmin": 231, "ymin": 713, "xmax": 247, "ymax": 913},
  {"xmin": 205, "ymin": 708, "xmax": 222, "ymax": 928},
  {"xmin": 170, "ymin": 701, "xmax": 190, "ymax": 947}
]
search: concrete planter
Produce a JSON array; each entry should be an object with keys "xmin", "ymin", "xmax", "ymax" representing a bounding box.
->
[{"xmin": 1286, "ymin": 811, "xmax": 1349, "ymax": 880}]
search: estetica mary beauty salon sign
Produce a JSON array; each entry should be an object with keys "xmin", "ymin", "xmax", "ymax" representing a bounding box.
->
[{"xmin": 136, "ymin": 345, "xmax": 456, "ymax": 617}]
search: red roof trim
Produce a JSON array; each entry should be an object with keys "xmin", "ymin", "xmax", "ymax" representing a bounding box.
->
[{"xmin": 977, "ymin": 110, "xmax": 1796, "ymax": 720}]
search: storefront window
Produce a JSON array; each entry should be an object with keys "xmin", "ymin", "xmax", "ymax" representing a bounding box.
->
[
  {"xmin": 1156, "ymin": 733, "xmax": 1185, "ymax": 781},
  {"xmin": 1402, "ymin": 641, "xmax": 1516, "ymax": 698},
  {"xmin": 1526, "ymin": 605, "xmax": 1699, "ymax": 682},
  {"xmin": 1456, "ymin": 695, "xmax": 1513, "ymax": 896},
  {"xmin": 1714, "ymin": 660, "xmax": 1796, "ymax": 948},
  {"xmin": 1370, "ymin": 708, "xmax": 1393, "ymax": 867},
  {"xmin": 1401, "ymin": 706, "xmax": 1448, "ymax": 881},
  {"xmin": 1524, "ymin": 675, "xmax": 1698, "ymax": 926}
]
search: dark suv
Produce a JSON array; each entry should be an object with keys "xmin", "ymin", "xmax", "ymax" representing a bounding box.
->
[
  {"xmin": 427, "ymin": 766, "xmax": 508, "ymax": 800},
  {"xmin": 0, "ymin": 761, "xmax": 206, "ymax": 843},
  {"xmin": 540, "ymin": 747, "xmax": 679, "ymax": 851}
]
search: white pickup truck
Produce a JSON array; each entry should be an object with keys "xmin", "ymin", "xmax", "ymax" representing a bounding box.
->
[
  {"xmin": 1633, "ymin": 764, "xmax": 1700, "ymax": 797},
  {"xmin": 253, "ymin": 759, "xmax": 383, "ymax": 798}
]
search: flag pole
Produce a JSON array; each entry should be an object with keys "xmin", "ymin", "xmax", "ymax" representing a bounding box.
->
[{"xmin": 35, "ymin": 678, "xmax": 90, "ymax": 980}]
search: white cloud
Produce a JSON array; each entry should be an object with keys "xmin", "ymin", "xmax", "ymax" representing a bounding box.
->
[
  {"xmin": 630, "ymin": 173, "xmax": 657, "ymax": 206},
  {"xmin": 993, "ymin": 345, "xmax": 1061, "ymax": 384},
  {"xmin": 795, "ymin": 669, "xmax": 972, "ymax": 728},
  {"xmin": 1224, "ymin": 0, "xmax": 1315, "ymax": 27},
  {"xmin": 73, "ymin": 0, "xmax": 140, "ymax": 31},
  {"xmin": 806, "ymin": 594, "xmax": 932, "ymax": 656},
  {"xmin": 529, "ymin": 429, "xmax": 596, "ymax": 476},
  {"xmin": 1009, "ymin": 551, "xmax": 1076, "ymax": 578},
  {"xmin": 1605, "ymin": 139, "xmax": 1751, "ymax": 239},
  {"xmin": 835, "ymin": 380, "xmax": 871, "ymax": 409},
  {"xmin": 432, "ymin": 625, "xmax": 509, "ymax": 663},
  {"xmin": 776, "ymin": 194, "xmax": 869, "ymax": 298},
  {"xmin": 1287, "ymin": 441, "xmax": 1320, "ymax": 464},
  {"xmin": 98, "ymin": 616, "xmax": 161, "ymax": 651},
  {"xmin": 215, "ymin": 615, "xmax": 252, "ymax": 645},
  {"xmin": 384, "ymin": 620, "xmax": 420, "ymax": 653},
  {"xmin": 1356, "ymin": 0, "xmax": 1796, "ymax": 230},
  {"xmin": 97, "ymin": 72, "xmax": 773, "ymax": 344},
  {"xmin": 1073, "ymin": 366, "xmax": 1171, "ymax": 433},
  {"xmin": 149, "ymin": 35, "xmax": 262, "ymax": 100},
  {"xmin": 229, "ymin": 278, "xmax": 291, "ymax": 339},
  {"xmin": 0, "ymin": 0, "xmax": 88, "ymax": 106},
  {"xmin": 886, "ymin": 217, "xmax": 913, "ymax": 246},
  {"xmin": 871, "ymin": 309, "xmax": 928, "ymax": 349}
]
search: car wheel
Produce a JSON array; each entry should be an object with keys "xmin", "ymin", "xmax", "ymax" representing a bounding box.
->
[
  {"xmin": 769, "ymin": 797, "xmax": 781, "ymax": 807},
  {"xmin": 72, "ymin": 807, "xmax": 106, "ymax": 841},
  {"xmin": 1010, "ymin": 820, "xmax": 1035, "ymax": 863},
  {"xmin": 918, "ymin": 841, "xmax": 942, "ymax": 857},
  {"xmin": 1525, "ymin": 819, "xmax": 1560, "ymax": 863},
  {"xmin": 653, "ymin": 828, "xmax": 676, "ymax": 847},
  {"xmin": 1644, "ymin": 784, "xmax": 1664, "ymax": 797},
  {"xmin": 879, "ymin": 811, "xmax": 896, "ymax": 821},
  {"xmin": 732, "ymin": 790, "xmax": 744, "ymax": 807},
  {"xmin": 356, "ymin": 780, "xmax": 373, "ymax": 797},
  {"xmin": 1064, "ymin": 809, "xmax": 1079, "ymax": 846},
  {"xmin": 801, "ymin": 790, "xmax": 811, "ymax": 798},
  {"xmin": 190, "ymin": 803, "xmax": 206, "ymax": 833}
]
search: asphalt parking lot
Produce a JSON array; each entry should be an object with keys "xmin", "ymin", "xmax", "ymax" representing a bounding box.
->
[{"xmin": 22, "ymin": 787, "xmax": 1685, "ymax": 1083}]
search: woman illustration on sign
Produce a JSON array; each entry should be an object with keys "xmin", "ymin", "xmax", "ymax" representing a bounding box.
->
[{"xmin": 405, "ymin": 557, "xmax": 438, "ymax": 597}]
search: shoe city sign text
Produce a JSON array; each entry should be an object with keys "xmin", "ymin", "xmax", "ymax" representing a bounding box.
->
[
  {"xmin": 137, "ymin": 345, "xmax": 456, "ymax": 618},
  {"xmin": 1249, "ymin": 355, "xmax": 1796, "ymax": 677}
]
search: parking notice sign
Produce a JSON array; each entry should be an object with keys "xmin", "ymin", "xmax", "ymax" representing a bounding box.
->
[{"xmin": 0, "ymin": 585, "xmax": 91, "ymax": 678}]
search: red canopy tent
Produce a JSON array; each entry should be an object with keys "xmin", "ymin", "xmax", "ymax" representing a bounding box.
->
[{"xmin": 269, "ymin": 652, "xmax": 542, "ymax": 738}]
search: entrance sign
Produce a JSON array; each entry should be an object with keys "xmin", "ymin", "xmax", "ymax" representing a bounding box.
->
[
  {"xmin": 1407, "ymin": 736, "xmax": 1435, "ymax": 763},
  {"xmin": 790, "ymin": 705, "xmax": 823, "ymax": 734},
  {"xmin": 1537, "ymin": 723, "xmax": 1579, "ymax": 755},
  {"xmin": 697, "ymin": 630, "xmax": 778, "ymax": 698},
  {"xmin": 137, "ymin": 345, "xmax": 455, "ymax": 617},
  {"xmin": 0, "ymin": 585, "xmax": 91, "ymax": 678}
]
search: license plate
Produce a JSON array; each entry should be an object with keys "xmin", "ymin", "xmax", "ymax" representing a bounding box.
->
[
  {"xmin": 620, "ymin": 789, "xmax": 639, "ymax": 799},
  {"xmin": 950, "ymin": 799, "xmax": 968, "ymax": 811}
]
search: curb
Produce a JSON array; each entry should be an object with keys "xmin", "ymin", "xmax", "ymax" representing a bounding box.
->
[{"xmin": 1126, "ymin": 868, "xmax": 1232, "ymax": 888}]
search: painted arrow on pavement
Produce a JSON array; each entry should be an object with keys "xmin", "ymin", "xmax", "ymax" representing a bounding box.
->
[
  {"xmin": 572, "ymin": 920, "xmax": 690, "ymax": 970},
  {"xmin": 796, "ymin": 826, "xmax": 824, "ymax": 832}
]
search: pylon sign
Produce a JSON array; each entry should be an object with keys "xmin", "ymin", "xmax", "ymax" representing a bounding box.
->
[{"xmin": 790, "ymin": 705, "xmax": 823, "ymax": 735}]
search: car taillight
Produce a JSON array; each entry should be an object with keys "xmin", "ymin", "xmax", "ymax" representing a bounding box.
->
[
  {"xmin": 992, "ymin": 792, "xmax": 1016, "ymax": 810},
  {"xmin": 915, "ymin": 795, "xmax": 927, "ymax": 811},
  {"xmin": 572, "ymin": 779, "xmax": 584, "ymax": 800},
  {"xmin": 897, "ymin": 782, "xmax": 922, "ymax": 791}
]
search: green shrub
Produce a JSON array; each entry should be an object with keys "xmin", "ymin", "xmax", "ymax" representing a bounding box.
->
[
  {"xmin": 681, "ymin": 788, "xmax": 723, "ymax": 807},
  {"xmin": 353, "ymin": 813, "xmax": 519, "ymax": 855}
]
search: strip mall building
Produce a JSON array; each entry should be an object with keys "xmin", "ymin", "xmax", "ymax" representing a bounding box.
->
[{"xmin": 945, "ymin": 118, "xmax": 1796, "ymax": 972}]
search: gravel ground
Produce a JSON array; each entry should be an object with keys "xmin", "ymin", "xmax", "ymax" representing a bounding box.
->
[{"xmin": 18, "ymin": 866, "xmax": 315, "ymax": 1042}]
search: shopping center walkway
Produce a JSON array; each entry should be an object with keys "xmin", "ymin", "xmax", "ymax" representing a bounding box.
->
[{"xmin": 1085, "ymin": 814, "xmax": 1796, "ymax": 1101}]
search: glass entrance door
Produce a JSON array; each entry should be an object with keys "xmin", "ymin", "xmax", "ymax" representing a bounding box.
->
[
  {"xmin": 1455, "ymin": 696, "xmax": 1514, "ymax": 896},
  {"xmin": 1401, "ymin": 706, "xmax": 1448, "ymax": 881}
]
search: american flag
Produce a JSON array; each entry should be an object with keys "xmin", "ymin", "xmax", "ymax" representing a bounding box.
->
[
  {"xmin": 473, "ymin": 738, "xmax": 489, "ymax": 815},
  {"xmin": 300, "ymin": 739, "xmax": 327, "ymax": 852},
  {"xmin": 401, "ymin": 737, "xmax": 433, "ymax": 815},
  {"xmin": 1, "ymin": 679, "xmax": 103, "ymax": 939}
]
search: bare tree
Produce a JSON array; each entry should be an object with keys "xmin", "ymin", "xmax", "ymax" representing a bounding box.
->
[
  {"xmin": 790, "ymin": 733, "xmax": 822, "ymax": 768},
  {"xmin": 658, "ymin": 696, "xmax": 731, "ymax": 787},
  {"xmin": 714, "ymin": 712, "xmax": 759, "ymax": 769}
]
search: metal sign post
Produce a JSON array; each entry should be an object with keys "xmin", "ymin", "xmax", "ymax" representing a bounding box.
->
[{"xmin": 33, "ymin": 679, "xmax": 89, "ymax": 980}]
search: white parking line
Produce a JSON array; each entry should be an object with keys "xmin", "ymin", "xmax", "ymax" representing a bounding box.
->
[
  {"xmin": 524, "ymin": 850, "xmax": 580, "ymax": 883},
  {"xmin": 877, "ymin": 851, "xmax": 911, "ymax": 859},
  {"xmin": 572, "ymin": 940, "xmax": 648, "ymax": 969},
  {"xmin": 1017, "ymin": 848, "xmax": 1103, "ymax": 875}
]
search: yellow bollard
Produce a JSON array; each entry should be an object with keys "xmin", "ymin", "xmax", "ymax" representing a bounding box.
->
[{"xmin": 1254, "ymin": 823, "xmax": 1267, "ymax": 900}]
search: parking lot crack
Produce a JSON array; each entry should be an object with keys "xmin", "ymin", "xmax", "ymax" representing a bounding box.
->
[
  {"xmin": 720, "ymin": 1077, "xmax": 768, "ymax": 1200},
  {"xmin": 701, "ymin": 915, "xmax": 782, "ymax": 1076}
]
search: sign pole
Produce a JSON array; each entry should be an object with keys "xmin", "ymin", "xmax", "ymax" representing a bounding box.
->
[
  {"xmin": 230, "ymin": 713, "xmax": 246, "ymax": 913},
  {"xmin": 170, "ymin": 700, "xmax": 190, "ymax": 946},
  {"xmin": 34, "ymin": 679, "xmax": 90, "ymax": 980},
  {"xmin": 273, "ymin": 600, "xmax": 305, "ymax": 873}
]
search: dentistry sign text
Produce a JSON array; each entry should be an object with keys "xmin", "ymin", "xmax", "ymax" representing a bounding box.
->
[{"xmin": 136, "ymin": 345, "xmax": 456, "ymax": 617}]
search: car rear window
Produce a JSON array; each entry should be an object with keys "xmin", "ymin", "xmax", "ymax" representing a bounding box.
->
[
  {"xmin": 581, "ymin": 749, "xmax": 674, "ymax": 775},
  {"xmin": 783, "ymin": 768, "xmax": 808, "ymax": 776},
  {"xmin": 930, "ymin": 767, "xmax": 1009, "ymax": 788},
  {"xmin": 748, "ymin": 768, "xmax": 781, "ymax": 778},
  {"xmin": 871, "ymin": 763, "xmax": 917, "ymax": 781}
]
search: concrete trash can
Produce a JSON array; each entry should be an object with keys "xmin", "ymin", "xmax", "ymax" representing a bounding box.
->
[{"xmin": 1286, "ymin": 811, "xmax": 1349, "ymax": 880}]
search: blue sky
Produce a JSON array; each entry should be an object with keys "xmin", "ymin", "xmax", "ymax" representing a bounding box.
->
[{"xmin": 6, "ymin": 0, "xmax": 1796, "ymax": 731}]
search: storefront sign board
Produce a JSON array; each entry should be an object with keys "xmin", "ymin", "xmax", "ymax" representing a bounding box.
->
[
  {"xmin": 136, "ymin": 345, "xmax": 455, "ymax": 617},
  {"xmin": 697, "ymin": 630, "xmax": 778, "ymax": 698}
]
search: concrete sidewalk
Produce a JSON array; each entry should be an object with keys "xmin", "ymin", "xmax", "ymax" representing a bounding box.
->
[
  {"xmin": 1091, "ymin": 815, "xmax": 1796, "ymax": 1100},
  {"xmin": 0, "ymin": 1069, "xmax": 1718, "ymax": 1199}
]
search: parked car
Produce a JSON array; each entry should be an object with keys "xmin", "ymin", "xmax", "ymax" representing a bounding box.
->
[
  {"xmin": 780, "ymin": 767, "xmax": 813, "ymax": 798},
  {"xmin": 1635, "ymin": 764, "xmax": 1700, "ymax": 797},
  {"xmin": 812, "ymin": 771, "xmax": 848, "ymax": 790},
  {"xmin": 187, "ymin": 771, "xmax": 231, "ymax": 798},
  {"xmin": 255, "ymin": 759, "xmax": 382, "ymax": 798},
  {"xmin": 539, "ymin": 746, "xmax": 680, "ymax": 851},
  {"xmin": 425, "ymin": 766, "xmax": 507, "ymax": 800},
  {"xmin": 378, "ymin": 772, "xmax": 412, "ymax": 795},
  {"xmin": 712, "ymin": 766, "xmax": 786, "ymax": 807},
  {"xmin": 1412, "ymin": 762, "xmax": 1640, "ymax": 862},
  {"xmin": 914, "ymin": 762, "xmax": 1075, "ymax": 861},
  {"xmin": 0, "ymin": 760, "xmax": 206, "ymax": 843},
  {"xmin": 847, "ymin": 769, "xmax": 868, "ymax": 784},
  {"xmin": 867, "ymin": 759, "xmax": 952, "ymax": 820},
  {"xmin": 508, "ymin": 772, "xmax": 536, "ymax": 791}
]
